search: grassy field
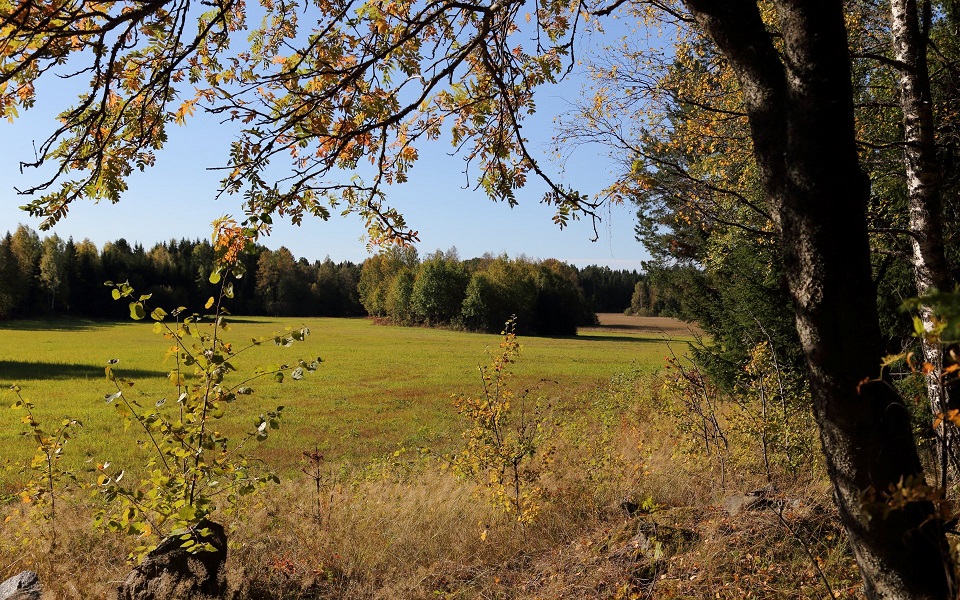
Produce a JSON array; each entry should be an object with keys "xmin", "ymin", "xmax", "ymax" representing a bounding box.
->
[
  {"xmin": 1, "ymin": 315, "xmax": 860, "ymax": 599},
  {"xmin": 0, "ymin": 313, "xmax": 693, "ymax": 484}
]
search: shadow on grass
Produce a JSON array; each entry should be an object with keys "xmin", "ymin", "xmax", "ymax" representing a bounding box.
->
[
  {"xmin": 0, "ymin": 318, "xmax": 117, "ymax": 332},
  {"xmin": 218, "ymin": 317, "xmax": 278, "ymax": 325},
  {"xmin": 0, "ymin": 316, "xmax": 285, "ymax": 331},
  {"xmin": 0, "ymin": 360, "xmax": 166, "ymax": 381},
  {"xmin": 572, "ymin": 332, "xmax": 691, "ymax": 344}
]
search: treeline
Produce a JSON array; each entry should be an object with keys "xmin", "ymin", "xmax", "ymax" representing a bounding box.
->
[
  {"xmin": 0, "ymin": 225, "xmax": 363, "ymax": 320},
  {"xmin": 359, "ymin": 248, "xmax": 603, "ymax": 335},
  {"xmin": 0, "ymin": 225, "xmax": 650, "ymax": 328}
]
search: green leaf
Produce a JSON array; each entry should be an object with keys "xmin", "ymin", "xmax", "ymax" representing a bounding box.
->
[
  {"xmin": 130, "ymin": 302, "xmax": 146, "ymax": 320},
  {"xmin": 913, "ymin": 315, "xmax": 926, "ymax": 337},
  {"xmin": 224, "ymin": 282, "xmax": 234, "ymax": 299},
  {"xmin": 111, "ymin": 289, "xmax": 122, "ymax": 300},
  {"xmin": 151, "ymin": 307, "xmax": 168, "ymax": 321},
  {"xmin": 209, "ymin": 270, "xmax": 222, "ymax": 284}
]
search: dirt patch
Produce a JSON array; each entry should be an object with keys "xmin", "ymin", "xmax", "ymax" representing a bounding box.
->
[{"xmin": 582, "ymin": 313, "xmax": 702, "ymax": 338}]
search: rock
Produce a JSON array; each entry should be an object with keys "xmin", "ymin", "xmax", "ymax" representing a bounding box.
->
[
  {"xmin": 0, "ymin": 571, "xmax": 41, "ymax": 600},
  {"xmin": 116, "ymin": 520, "xmax": 228, "ymax": 600},
  {"xmin": 724, "ymin": 494, "xmax": 765, "ymax": 516},
  {"xmin": 614, "ymin": 520, "xmax": 699, "ymax": 562},
  {"xmin": 723, "ymin": 485, "xmax": 780, "ymax": 517}
]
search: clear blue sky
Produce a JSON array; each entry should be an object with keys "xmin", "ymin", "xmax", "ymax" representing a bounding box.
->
[{"xmin": 0, "ymin": 24, "xmax": 651, "ymax": 271}]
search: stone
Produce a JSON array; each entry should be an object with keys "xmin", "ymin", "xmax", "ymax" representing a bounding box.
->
[
  {"xmin": 723, "ymin": 485, "xmax": 780, "ymax": 517},
  {"xmin": 116, "ymin": 520, "xmax": 228, "ymax": 600},
  {"xmin": 0, "ymin": 571, "xmax": 41, "ymax": 600}
]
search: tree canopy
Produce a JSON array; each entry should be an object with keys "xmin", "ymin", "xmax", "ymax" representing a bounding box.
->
[{"xmin": 1, "ymin": 0, "xmax": 603, "ymax": 244}]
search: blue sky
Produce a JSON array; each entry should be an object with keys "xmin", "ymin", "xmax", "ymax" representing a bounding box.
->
[{"xmin": 0, "ymin": 21, "xmax": 651, "ymax": 270}]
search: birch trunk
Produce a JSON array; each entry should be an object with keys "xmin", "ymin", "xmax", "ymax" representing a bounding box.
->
[{"xmin": 891, "ymin": 0, "xmax": 958, "ymax": 484}]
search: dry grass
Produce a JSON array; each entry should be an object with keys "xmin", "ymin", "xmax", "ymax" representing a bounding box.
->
[
  {"xmin": 0, "ymin": 366, "xmax": 863, "ymax": 599},
  {"xmin": 586, "ymin": 314, "xmax": 704, "ymax": 338}
]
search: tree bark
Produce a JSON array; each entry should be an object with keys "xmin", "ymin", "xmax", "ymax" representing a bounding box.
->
[
  {"xmin": 683, "ymin": 0, "xmax": 955, "ymax": 597},
  {"xmin": 890, "ymin": 0, "xmax": 958, "ymax": 484}
]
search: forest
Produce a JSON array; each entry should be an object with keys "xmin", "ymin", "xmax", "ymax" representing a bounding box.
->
[{"xmin": 0, "ymin": 224, "xmax": 647, "ymax": 332}]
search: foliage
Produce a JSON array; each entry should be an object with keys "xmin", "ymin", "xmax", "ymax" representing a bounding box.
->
[
  {"xmin": 887, "ymin": 290, "xmax": 960, "ymax": 487},
  {"xmin": 450, "ymin": 319, "xmax": 550, "ymax": 527},
  {"xmin": 578, "ymin": 265, "xmax": 644, "ymax": 313},
  {"xmin": 460, "ymin": 256, "xmax": 538, "ymax": 333},
  {"xmin": 38, "ymin": 234, "xmax": 68, "ymax": 313},
  {"xmin": 7, "ymin": 384, "xmax": 82, "ymax": 547},
  {"xmin": 732, "ymin": 341, "xmax": 816, "ymax": 478},
  {"xmin": 359, "ymin": 248, "xmax": 596, "ymax": 334},
  {"xmin": 411, "ymin": 250, "xmax": 470, "ymax": 325},
  {"xmin": 658, "ymin": 350, "xmax": 728, "ymax": 463},
  {"xmin": 658, "ymin": 340, "xmax": 817, "ymax": 484},
  {"xmin": 358, "ymin": 246, "xmax": 420, "ymax": 317},
  {"xmin": 91, "ymin": 272, "xmax": 317, "ymax": 559},
  {"xmin": 1, "ymin": 0, "xmax": 599, "ymax": 241},
  {"xmin": 256, "ymin": 246, "xmax": 315, "ymax": 316}
]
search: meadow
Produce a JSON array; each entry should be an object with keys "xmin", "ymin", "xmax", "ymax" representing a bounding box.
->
[
  {"xmin": 0, "ymin": 314, "xmax": 861, "ymax": 599},
  {"xmin": 0, "ymin": 314, "xmax": 692, "ymax": 484}
]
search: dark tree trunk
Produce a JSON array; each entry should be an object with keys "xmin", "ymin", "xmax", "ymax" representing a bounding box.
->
[{"xmin": 683, "ymin": 0, "xmax": 955, "ymax": 597}]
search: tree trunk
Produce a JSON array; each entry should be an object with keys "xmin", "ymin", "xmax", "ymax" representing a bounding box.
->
[
  {"xmin": 890, "ymin": 0, "xmax": 958, "ymax": 485},
  {"xmin": 683, "ymin": 0, "xmax": 955, "ymax": 596}
]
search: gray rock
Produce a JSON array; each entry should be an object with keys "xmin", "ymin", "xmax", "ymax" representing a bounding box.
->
[
  {"xmin": 0, "ymin": 571, "xmax": 41, "ymax": 600},
  {"xmin": 723, "ymin": 493, "xmax": 767, "ymax": 516},
  {"xmin": 723, "ymin": 485, "xmax": 780, "ymax": 516},
  {"xmin": 116, "ymin": 520, "xmax": 227, "ymax": 600}
]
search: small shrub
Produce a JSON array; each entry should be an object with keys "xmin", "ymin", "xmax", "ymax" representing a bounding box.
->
[
  {"xmin": 92, "ymin": 271, "xmax": 317, "ymax": 559},
  {"xmin": 449, "ymin": 318, "xmax": 551, "ymax": 527},
  {"xmin": 7, "ymin": 384, "xmax": 82, "ymax": 548}
]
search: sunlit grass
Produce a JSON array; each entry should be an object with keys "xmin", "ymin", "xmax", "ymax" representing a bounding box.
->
[{"xmin": 0, "ymin": 316, "xmax": 689, "ymax": 484}]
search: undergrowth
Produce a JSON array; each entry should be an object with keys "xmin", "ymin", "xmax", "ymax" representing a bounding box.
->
[{"xmin": 1, "ymin": 352, "xmax": 859, "ymax": 598}]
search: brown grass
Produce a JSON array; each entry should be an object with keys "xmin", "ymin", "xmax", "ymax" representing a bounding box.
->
[
  {"xmin": 0, "ymin": 368, "xmax": 861, "ymax": 599},
  {"xmin": 584, "ymin": 314, "xmax": 704, "ymax": 338}
]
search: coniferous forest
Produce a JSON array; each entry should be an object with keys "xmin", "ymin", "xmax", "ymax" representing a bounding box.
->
[{"xmin": 0, "ymin": 224, "xmax": 653, "ymax": 334}]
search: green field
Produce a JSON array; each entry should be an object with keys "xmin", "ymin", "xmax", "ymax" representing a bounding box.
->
[{"xmin": 0, "ymin": 316, "xmax": 689, "ymax": 484}]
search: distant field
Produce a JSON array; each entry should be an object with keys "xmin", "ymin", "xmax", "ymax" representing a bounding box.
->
[
  {"xmin": 590, "ymin": 313, "xmax": 704, "ymax": 337},
  {"xmin": 0, "ymin": 315, "xmax": 694, "ymax": 485}
]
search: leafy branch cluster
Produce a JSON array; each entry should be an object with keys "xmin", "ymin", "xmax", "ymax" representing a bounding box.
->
[
  {"xmin": 449, "ymin": 318, "xmax": 550, "ymax": 527},
  {"xmin": 1, "ymin": 0, "xmax": 606, "ymax": 243},
  {"xmin": 7, "ymin": 266, "xmax": 318, "ymax": 560},
  {"xmin": 7, "ymin": 385, "xmax": 82, "ymax": 548}
]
